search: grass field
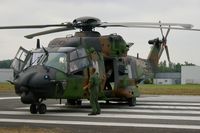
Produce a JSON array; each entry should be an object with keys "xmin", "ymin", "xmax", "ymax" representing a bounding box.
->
[
  {"xmin": 0, "ymin": 83, "xmax": 14, "ymax": 92},
  {"xmin": 1, "ymin": 83, "xmax": 200, "ymax": 95},
  {"xmin": 139, "ymin": 84, "xmax": 200, "ymax": 95},
  {"xmin": 0, "ymin": 127, "xmax": 66, "ymax": 133}
]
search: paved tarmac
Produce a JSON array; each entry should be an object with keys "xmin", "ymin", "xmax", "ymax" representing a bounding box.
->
[{"xmin": 1, "ymin": 92, "xmax": 200, "ymax": 133}]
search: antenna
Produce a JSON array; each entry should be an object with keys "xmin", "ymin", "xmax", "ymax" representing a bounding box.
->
[{"xmin": 36, "ymin": 39, "xmax": 40, "ymax": 49}]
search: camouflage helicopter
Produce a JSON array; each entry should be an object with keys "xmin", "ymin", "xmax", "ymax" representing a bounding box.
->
[{"xmin": 0, "ymin": 16, "xmax": 199, "ymax": 114}]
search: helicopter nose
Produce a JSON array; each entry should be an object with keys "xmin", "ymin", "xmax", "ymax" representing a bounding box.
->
[
  {"xmin": 13, "ymin": 65, "xmax": 61, "ymax": 104},
  {"xmin": 13, "ymin": 66, "xmax": 56, "ymax": 97}
]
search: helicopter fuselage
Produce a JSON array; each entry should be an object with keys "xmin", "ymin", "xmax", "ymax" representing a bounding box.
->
[{"xmin": 11, "ymin": 31, "xmax": 142, "ymax": 111}]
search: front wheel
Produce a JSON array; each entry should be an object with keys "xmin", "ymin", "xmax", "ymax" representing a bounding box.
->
[
  {"xmin": 38, "ymin": 103, "xmax": 47, "ymax": 114},
  {"xmin": 128, "ymin": 97, "xmax": 136, "ymax": 106},
  {"xmin": 30, "ymin": 104, "xmax": 37, "ymax": 114}
]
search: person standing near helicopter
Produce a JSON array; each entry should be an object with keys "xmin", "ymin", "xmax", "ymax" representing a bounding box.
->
[{"xmin": 84, "ymin": 67, "xmax": 101, "ymax": 115}]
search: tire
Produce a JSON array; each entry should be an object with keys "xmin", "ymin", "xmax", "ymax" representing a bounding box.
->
[
  {"xmin": 30, "ymin": 104, "xmax": 37, "ymax": 114},
  {"xmin": 67, "ymin": 99, "xmax": 76, "ymax": 105},
  {"xmin": 38, "ymin": 103, "xmax": 47, "ymax": 114},
  {"xmin": 106, "ymin": 100, "xmax": 109, "ymax": 104},
  {"xmin": 128, "ymin": 97, "xmax": 136, "ymax": 106},
  {"xmin": 77, "ymin": 100, "xmax": 82, "ymax": 105}
]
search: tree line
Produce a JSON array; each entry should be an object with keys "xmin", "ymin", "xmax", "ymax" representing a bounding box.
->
[
  {"xmin": 158, "ymin": 60, "xmax": 195, "ymax": 72},
  {"xmin": 0, "ymin": 59, "xmax": 13, "ymax": 68}
]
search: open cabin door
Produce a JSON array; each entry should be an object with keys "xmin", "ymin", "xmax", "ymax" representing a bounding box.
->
[{"xmin": 11, "ymin": 46, "xmax": 31, "ymax": 76}]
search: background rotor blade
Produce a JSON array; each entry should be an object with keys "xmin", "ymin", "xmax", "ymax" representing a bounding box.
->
[
  {"xmin": 100, "ymin": 22, "xmax": 193, "ymax": 29},
  {"xmin": 0, "ymin": 24, "xmax": 70, "ymax": 29},
  {"xmin": 25, "ymin": 27, "xmax": 75, "ymax": 39},
  {"xmin": 165, "ymin": 45, "xmax": 171, "ymax": 64},
  {"xmin": 165, "ymin": 28, "xmax": 171, "ymax": 39},
  {"xmin": 158, "ymin": 45, "xmax": 165, "ymax": 60}
]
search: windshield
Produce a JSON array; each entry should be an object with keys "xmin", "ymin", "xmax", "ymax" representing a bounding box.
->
[
  {"xmin": 23, "ymin": 53, "xmax": 45, "ymax": 70},
  {"xmin": 43, "ymin": 53, "xmax": 67, "ymax": 73}
]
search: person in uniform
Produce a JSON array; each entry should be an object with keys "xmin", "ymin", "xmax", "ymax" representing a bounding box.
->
[{"xmin": 84, "ymin": 67, "xmax": 101, "ymax": 115}]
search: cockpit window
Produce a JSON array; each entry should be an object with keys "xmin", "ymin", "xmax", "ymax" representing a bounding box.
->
[
  {"xmin": 16, "ymin": 49, "xmax": 28, "ymax": 61},
  {"xmin": 44, "ymin": 53, "xmax": 67, "ymax": 73},
  {"xmin": 23, "ymin": 53, "xmax": 44, "ymax": 70},
  {"xmin": 32, "ymin": 53, "xmax": 44, "ymax": 65},
  {"xmin": 11, "ymin": 47, "xmax": 30, "ymax": 74}
]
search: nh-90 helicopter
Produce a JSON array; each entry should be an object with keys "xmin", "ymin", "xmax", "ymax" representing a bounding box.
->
[{"xmin": 0, "ymin": 16, "xmax": 199, "ymax": 114}]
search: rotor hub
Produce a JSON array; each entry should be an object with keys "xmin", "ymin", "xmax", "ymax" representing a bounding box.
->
[{"xmin": 73, "ymin": 16, "xmax": 101, "ymax": 31}]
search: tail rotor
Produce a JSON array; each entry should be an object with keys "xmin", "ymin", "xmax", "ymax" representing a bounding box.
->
[{"xmin": 158, "ymin": 21, "xmax": 172, "ymax": 67}]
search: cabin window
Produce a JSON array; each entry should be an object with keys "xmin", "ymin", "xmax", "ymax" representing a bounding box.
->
[
  {"xmin": 69, "ymin": 58, "xmax": 89, "ymax": 73},
  {"xmin": 118, "ymin": 64, "xmax": 128, "ymax": 76},
  {"xmin": 69, "ymin": 48, "xmax": 89, "ymax": 73},
  {"xmin": 70, "ymin": 48, "xmax": 87, "ymax": 61},
  {"xmin": 77, "ymin": 48, "xmax": 87, "ymax": 57},
  {"xmin": 127, "ymin": 65, "xmax": 133, "ymax": 79},
  {"xmin": 70, "ymin": 50, "xmax": 78, "ymax": 61}
]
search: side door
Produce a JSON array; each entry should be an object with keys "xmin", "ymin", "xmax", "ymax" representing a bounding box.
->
[
  {"xmin": 64, "ymin": 48, "xmax": 90, "ymax": 99},
  {"xmin": 11, "ymin": 47, "xmax": 31, "ymax": 75}
]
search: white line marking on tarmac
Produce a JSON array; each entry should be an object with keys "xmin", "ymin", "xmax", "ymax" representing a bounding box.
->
[
  {"xmin": 103, "ymin": 109, "xmax": 200, "ymax": 115},
  {"xmin": 14, "ymin": 106, "xmax": 200, "ymax": 115},
  {"xmin": 135, "ymin": 105, "xmax": 200, "ymax": 110},
  {"xmin": 44, "ymin": 113, "xmax": 200, "ymax": 121},
  {"xmin": 16, "ymin": 104, "xmax": 200, "ymax": 114},
  {"xmin": 138, "ymin": 102, "xmax": 200, "ymax": 106},
  {"xmin": 0, "ymin": 118, "xmax": 200, "ymax": 130},
  {"xmin": 17, "ymin": 104, "xmax": 200, "ymax": 110},
  {"xmin": 2, "ymin": 111, "xmax": 200, "ymax": 121},
  {"xmin": 0, "ymin": 97, "xmax": 20, "ymax": 100},
  {"xmin": 15, "ymin": 106, "xmax": 200, "ymax": 115}
]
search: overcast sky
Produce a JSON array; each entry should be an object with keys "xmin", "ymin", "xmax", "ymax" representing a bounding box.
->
[{"xmin": 0, "ymin": 0, "xmax": 200, "ymax": 65}]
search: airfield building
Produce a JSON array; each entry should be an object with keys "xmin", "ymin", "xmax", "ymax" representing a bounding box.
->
[
  {"xmin": 153, "ymin": 72, "xmax": 181, "ymax": 85},
  {"xmin": 181, "ymin": 66, "xmax": 200, "ymax": 84}
]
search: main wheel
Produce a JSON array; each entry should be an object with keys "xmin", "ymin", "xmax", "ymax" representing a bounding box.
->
[
  {"xmin": 30, "ymin": 104, "xmax": 37, "ymax": 114},
  {"xmin": 106, "ymin": 100, "xmax": 109, "ymax": 104},
  {"xmin": 67, "ymin": 99, "xmax": 76, "ymax": 105},
  {"xmin": 38, "ymin": 103, "xmax": 47, "ymax": 114},
  {"xmin": 128, "ymin": 97, "xmax": 136, "ymax": 106},
  {"xmin": 77, "ymin": 100, "xmax": 82, "ymax": 105}
]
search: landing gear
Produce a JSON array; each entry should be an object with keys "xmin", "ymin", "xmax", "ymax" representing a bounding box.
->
[
  {"xmin": 30, "ymin": 103, "xmax": 47, "ymax": 114},
  {"xmin": 38, "ymin": 103, "xmax": 47, "ymax": 114},
  {"xmin": 106, "ymin": 100, "xmax": 110, "ymax": 104},
  {"xmin": 77, "ymin": 99, "xmax": 82, "ymax": 105},
  {"xmin": 30, "ymin": 99, "xmax": 47, "ymax": 114},
  {"xmin": 66, "ymin": 99, "xmax": 82, "ymax": 106},
  {"xmin": 30, "ymin": 104, "xmax": 37, "ymax": 114},
  {"xmin": 128, "ymin": 97, "xmax": 136, "ymax": 106}
]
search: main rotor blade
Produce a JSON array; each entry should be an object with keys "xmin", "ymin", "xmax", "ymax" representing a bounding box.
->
[
  {"xmin": 159, "ymin": 21, "xmax": 165, "ymax": 38},
  {"xmin": 101, "ymin": 24, "xmax": 200, "ymax": 31},
  {"xmin": 100, "ymin": 22, "xmax": 193, "ymax": 29},
  {"xmin": 0, "ymin": 24, "xmax": 70, "ymax": 29},
  {"xmin": 25, "ymin": 27, "xmax": 75, "ymax": 39}
]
